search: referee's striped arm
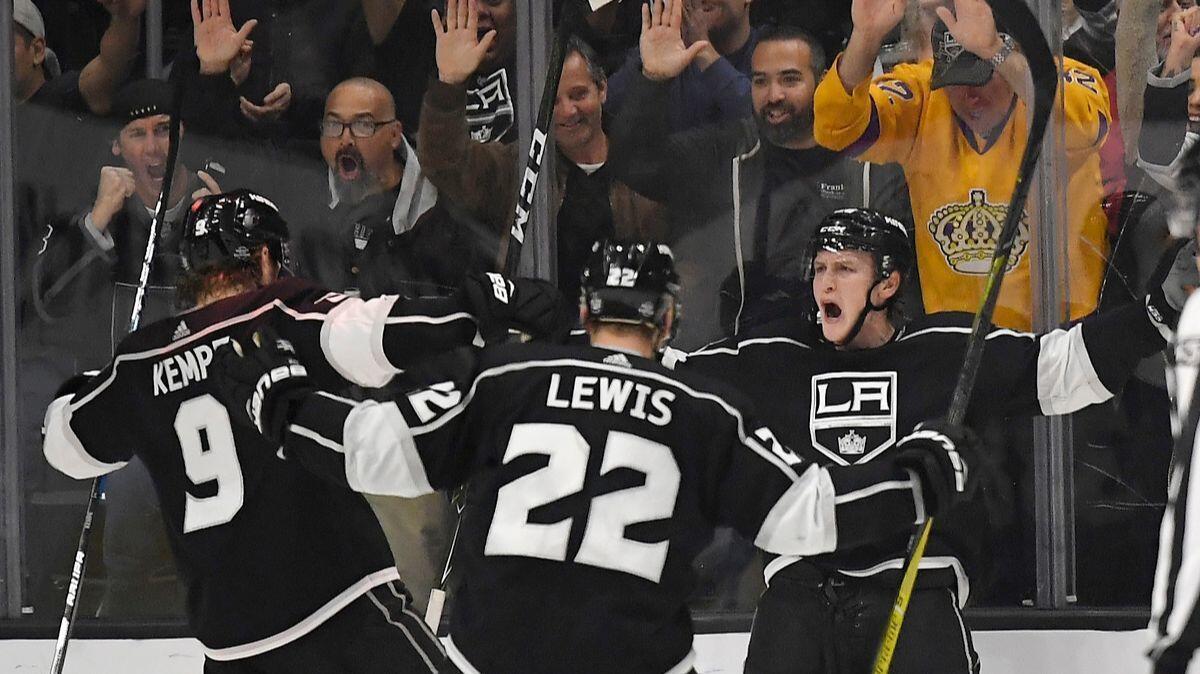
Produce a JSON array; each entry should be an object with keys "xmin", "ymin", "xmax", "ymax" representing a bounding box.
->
[
  {"xmin": 1150, "ymin": 401, "xmax": 1200, "ymax": 672},
  {"xmin": 1151, "ymin": 296, "xmax": 1200, "ymax": 673}
]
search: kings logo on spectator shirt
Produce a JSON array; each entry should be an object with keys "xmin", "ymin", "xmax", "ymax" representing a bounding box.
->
[
  {"xmin": 928, "ymin": 189, "xmax": 1031, "ymax": 275},
  {"xmin": 809, "ymin": 372, "xmax": 897, "ymax": 465}
]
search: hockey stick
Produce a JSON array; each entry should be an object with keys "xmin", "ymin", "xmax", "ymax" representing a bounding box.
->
[
  {"xmin": 502, "ymin": 0, "xmax": 589, "ymax": 275},
  {"xmin": 425, "ymin": 0, "xmax": 606, "ymax": 630},
  {"xmin": 871, "ymin": 1, "xmax": 1057, "ymax": 671},
  {"xmin": 50, "ymin": 77, "xmax": 186, "ymax": 674}
]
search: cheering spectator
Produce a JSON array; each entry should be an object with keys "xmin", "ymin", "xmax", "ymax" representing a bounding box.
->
[
  {"xmin": 814, "ymin": 0, "xmax": 1110, "ymax": 330},
  {"xmin": 13, "ymin": 0, "xmax": 145, "ymax": 116},
  {"xmin": 1138, "ymin": 5, "xmax": 1200, "ymax": 192},
  {"xmin": 606, "ymin": 0, "xmax": 760, "ymax": 132},
  {"xmin": 33, "ymin": 79, "xmax": 222, "ymax": 343},
  {"xmin": 421, "ymin": 0, "xmax": 665, "ymax": 304},
  {"xmin": 608, "ymin": 1, "xmax": 913, "ymax": 343},
  {"xmin": 291, "ymin": 77, "xmax": 490, "ymax": 299}
]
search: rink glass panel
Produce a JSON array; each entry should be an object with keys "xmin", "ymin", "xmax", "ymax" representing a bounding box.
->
[{"xmin": 0, "ymin": 0, "xmax": 1166, "ymax": 635}]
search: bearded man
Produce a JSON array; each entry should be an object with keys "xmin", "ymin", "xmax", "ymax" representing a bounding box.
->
[
  {"xmin": 609, "ymin": 2, "xmax": 913, "ymax": 345},
  {"xmin": 293, "ymin": 76, "xmax": 490, "ymax": 300}
]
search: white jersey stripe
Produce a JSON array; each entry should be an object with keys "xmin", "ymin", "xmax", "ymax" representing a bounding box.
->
[
  {"xmin": 1035, "ymin": 324, "xmax": 1111, "ymax": 416},
  {"xmin": 42, "ymin": 395, "xmax": 128, "ymax": 479},
  {"xmin": 204, "ymin": 567, "xmax": 401, "ymax": 661},
  {"xmin": 321, "ymin": 295, "xmax": 402, "ymax": 388}
]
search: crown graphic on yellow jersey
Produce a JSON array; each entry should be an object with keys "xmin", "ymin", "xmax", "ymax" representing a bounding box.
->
[
  {"xmin": 838, "ymin": 430, "xmax": 868, "ymax": 455},
  {"xmin": 928, "ymin": 189, "xmax": 1031, "ymax": 275}
]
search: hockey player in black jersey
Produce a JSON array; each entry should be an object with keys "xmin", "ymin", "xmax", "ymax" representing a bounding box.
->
[
  {"xmin": 665, "ymin": 207, "xmax": 1183, "ymax": 673},
  {"xmin": 42, "ymin": 190, "xmax": 564, "ymax": 673},
  {"xmin": 212, "ymin": 239, "xmax": 988, "ymax": 674}
]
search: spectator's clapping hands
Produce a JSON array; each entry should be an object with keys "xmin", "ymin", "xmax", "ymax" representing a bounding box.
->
[
  {"xmin": 935, "ymin": 0, "xmax": 1003, "ymax": 61},
  {"xmin": 640, "ymin": 0, "xmax": 710, "ymax": 82},
  {"xmin": 192, "ymin": 0, "xmax": 258, "ymax": 76},
  {"xmin": 97, "ymin": 0, "xmax": 147, "ymax": 20},
  {"xmin": 431, "ymin": 0, "xmax": 496, "ymax": 86},
  {"xmin": 1165, "ymin": 6, "xmax": 1200, "ymax": 77},
  {"xmin": 240, "ymin": 83, "xmax": 293, "ymax": 124}
]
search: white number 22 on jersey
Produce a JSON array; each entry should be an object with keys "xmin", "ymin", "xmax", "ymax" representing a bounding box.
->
[
  {"xmin": 484, "ymin": 423, "xmax": 681, "ymax": 583},
  {"xmin": 176, "ymin": 395, "xmax": 245, "ymax": 533}
]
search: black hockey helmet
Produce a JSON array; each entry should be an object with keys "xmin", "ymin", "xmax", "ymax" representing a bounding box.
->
[
  {"xmin": 803, "ymin": 207, "xmax": 913, "ymax": 283},
  {"xmin": 580, "ymin": 240, "xmax": 682, "ymax": 343},
  {"xmin": 180, "ymin": 189, "xmax": 290, "ymax": 272}
]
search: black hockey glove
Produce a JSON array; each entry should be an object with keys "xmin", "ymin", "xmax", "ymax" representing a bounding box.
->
[
  {"xmin": 211, "ymin": 326, "xmax": 314, "ymax": 447},
  {"xmin": 894, "ymin": 421, "xmax": 980, "ymax": 517},
  {"xmin": 461, "ymin": 272, "xmax": 569, "ymax": 343},
  {"xmin": 1147, "ymin": 238, "xmax": 1199, "ymax": 338}
]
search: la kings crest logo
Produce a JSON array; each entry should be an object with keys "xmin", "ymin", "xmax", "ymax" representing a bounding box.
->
[
  {"xmin": 928, "ymin": 189, "xmax": 1030, "ymax": 275},
  {"xmin": 809, "ymin": 372, "xmax": 897, "ymax": 465}
]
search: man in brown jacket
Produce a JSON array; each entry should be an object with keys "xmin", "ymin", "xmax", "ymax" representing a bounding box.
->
[{"xmin": 421, "ymin": 0, "xmax": 666, "ymax": 303}]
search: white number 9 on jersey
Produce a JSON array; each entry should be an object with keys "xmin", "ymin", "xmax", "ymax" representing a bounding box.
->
[{"xmin": 485, "ymin": 423, "xmax": 681, "ymax": 583}]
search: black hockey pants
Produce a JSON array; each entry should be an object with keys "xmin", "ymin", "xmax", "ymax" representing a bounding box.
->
[{"xmin": 743, "ymin": 562, "xmax": 980, "ymax": 674}]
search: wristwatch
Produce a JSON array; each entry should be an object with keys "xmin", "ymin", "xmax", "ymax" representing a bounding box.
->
[{"xmin": 989, "ymin": 34, "xmax": 1015, "ymax": 68}]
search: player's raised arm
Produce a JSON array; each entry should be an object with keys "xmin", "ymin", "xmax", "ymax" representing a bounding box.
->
[
  {"xmin": 974, "ymin": 240, "xmax": 1191, "ymax": 419},
  {"xmin": 178, "ymin": 191, "xmax": 568, "ymax": 391},
  {"xmin": 210, "ymin": 327, "xmax": 480, "ymax": 496}
]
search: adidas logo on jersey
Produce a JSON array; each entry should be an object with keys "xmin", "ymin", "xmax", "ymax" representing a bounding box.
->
[
  {"xmin": 602, "ymin": 353, "xmax": 632, "ymax": 368},
  {"xmin": 172, "ymin": 321, "xmax": 192, "ymax": 341}
]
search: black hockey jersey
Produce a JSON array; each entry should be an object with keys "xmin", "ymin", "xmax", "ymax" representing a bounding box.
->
[
  {"xmin": 669, "ymin": 303, "xmax": 1165, "ymax": 601},
  {"xmin": 282, "ymin": 342, "xmax": 936, "ymax": 674},
  {"xmin": 42, "ymin": 276, "xmax": 480, "ymax": 660}
]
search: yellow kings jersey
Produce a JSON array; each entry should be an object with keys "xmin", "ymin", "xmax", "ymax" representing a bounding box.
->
[{"xmin": 814, "ymin": 57, "xmax": 1110, "ymax": 330}]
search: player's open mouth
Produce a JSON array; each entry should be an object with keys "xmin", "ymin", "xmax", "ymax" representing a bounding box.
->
[
  {"xmin": 147, "ymin": 164, "xmax": 165, "ymax": 180},
  {"xmin": 823, "ymin": 302, "xmax": 842, "ymax": 320}
]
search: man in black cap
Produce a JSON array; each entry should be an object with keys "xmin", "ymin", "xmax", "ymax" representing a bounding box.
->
[
  {"xmin": 34, "ymin": 78, "xmax": 223, "ymax": 337},
  {"xmin": 812, "ymin": 0, "xmax": 1111, "ymax": 332}
]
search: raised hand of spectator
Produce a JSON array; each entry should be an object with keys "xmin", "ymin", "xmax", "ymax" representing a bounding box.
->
[
  {"xmin": 681, "ymin": 0, "xmax": 721, "ymax": 69},
  {"xmin": 240, "ymin": 83, "xmax": 293, "ymax": 124},
  {"xmin": 935, "ymin": 0, "xmax": 1004, "ymax": 60},
  {"xmin": 97, "ymin": 0, "xmax": 148, "ymax": 20},
  {"xmin": 640, "ymin": 0, "xmax": 710, "ymax": 82},
  {"xmin": 191, "ymin": 0, "xmax": 259, "ymax": 76},
  {"xmin": 850, "ymin": 0, "xmax": 905, "ymax": 43},
  {"xmin": 431, "ymin": 0, "xmax": 496, "ymax": 86},
  {"xmin": 190, "ymin": 170, "xmax": 223, "ymax": 202},
  {"xmin": 91, "ymin": 166, "xmax": 136, "ymax": 233},
  {"xmin": 1164, "ymin": 6, "xmax": 1200, "ymax": 78}
]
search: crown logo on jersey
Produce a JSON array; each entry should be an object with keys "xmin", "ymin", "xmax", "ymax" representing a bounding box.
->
[
  {"xmin": 928, "ymin": 189, "xmax": 1030, "ymax": 275},
  {"xmin": 838, "ymin": 430, "xmax": 868, "ymax": 455},
  {"xmin": 171, "ymin": 321, "xmax": 191, "ymax": 341}
]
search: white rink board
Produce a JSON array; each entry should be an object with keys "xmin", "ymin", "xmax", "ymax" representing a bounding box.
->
[{"xmin": 0, "ymin": 631, "xmax": 1183, "ymax": 673}]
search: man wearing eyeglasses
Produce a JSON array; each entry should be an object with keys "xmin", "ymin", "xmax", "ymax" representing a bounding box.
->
[{"xmin": 293, "ymin": 76, "xmax": 491, "ymax": 302}]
